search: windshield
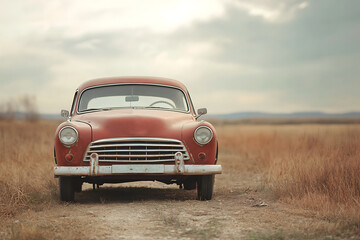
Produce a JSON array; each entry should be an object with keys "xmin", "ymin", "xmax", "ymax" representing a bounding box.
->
[{"xmin": 78, "ymin": 84, "xmax": 189, "ymax": 113}]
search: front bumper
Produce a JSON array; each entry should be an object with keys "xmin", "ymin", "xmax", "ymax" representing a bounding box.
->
[{"xmin": 54, "ymin": 152, "xmax": 222, "ymax": 177}]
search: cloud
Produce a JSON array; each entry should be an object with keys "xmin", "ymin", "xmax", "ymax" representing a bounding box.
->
[
  {"xmin": 0, "ymin": 0, "xmax": 227, "ymax": 38},
  {"xmin": 0, "ymin": 0, "xmax": 359, "ymax": 114},
  {"xmin": 162, "ymin": 0, "xmax": 360, "ymax": 113},
  {"xmin": 228, "ymin": 0, "xmax": 310, "ymax": 22}
]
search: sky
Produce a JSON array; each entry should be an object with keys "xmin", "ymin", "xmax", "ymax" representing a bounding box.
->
[{"xmin": 0, "ymin": 0, "xmax": 359, "ymax": 114}]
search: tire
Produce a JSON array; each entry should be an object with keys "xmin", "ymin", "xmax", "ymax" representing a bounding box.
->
[
  {"xmin": 183, "ymin": 177, "xmax": 197, "ymax": 190},
  {"xmin": 59, "ymin": 177, "xmax": 75, "ymax": 202},
  {"xmin": 197, "ymin": 175, "xmax": 215, "ymax": 201}
]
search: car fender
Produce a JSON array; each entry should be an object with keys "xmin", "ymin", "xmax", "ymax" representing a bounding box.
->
[
  {"xmin": 55, "ymin": 121, "xmax": 92, "ymax": 166},
  {"xmin": 181, "ymin": 121, "xmax": 217, "ymax": 165}
]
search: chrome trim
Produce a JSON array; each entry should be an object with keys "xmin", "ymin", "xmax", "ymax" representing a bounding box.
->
[
  {"xmin": 83, "ymin": 137, "xmax": 190, "ymax": 163},
  {"xmin": 91, "ymin": 137, "xmax": 183, "ymax": 143},
  {"xmin": 88, "ymin": 149, "xmax": 185, "ymax": 153},
  {"xmin": 93, "ymin": 154, "xmax": 180, "ymax": 157},
  {"xmin": 193, "ymin": 126, "xmax": 213, "ymax": 146},
  {"xmin": 89, "ymin": 143, "xmax": 185, "ymax": 148},
  {"xmin": 58, "ymin": 126, "xmax": 78, "ymax": 147},
  {"xmin": 76, "ymin": 83, "xmax": 191, "ymax": 115},
  {"xmin": 70, "ymin": 89, "xmax": 79, "ymax": 117},
  {"xmin": 186, "ymin": 90, "xmax": 197, "ymax": 118},
  {"xmin": 54, "ymin": 164, "xmax": 223, "ymax": 176}
]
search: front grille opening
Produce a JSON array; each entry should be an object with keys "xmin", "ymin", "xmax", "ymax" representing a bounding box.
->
[{"xmin": 84, "ymin": 138, "xmax": 190, "ymax": 163}]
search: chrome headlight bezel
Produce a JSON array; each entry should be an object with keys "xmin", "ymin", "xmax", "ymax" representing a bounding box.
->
[
  {"xmin": 59, "ymin": 126, "xmax": 78, "ymax": 147},
  {"xmin": 194, "ymin": 126, "xmax": 213, "ymax": 145}
]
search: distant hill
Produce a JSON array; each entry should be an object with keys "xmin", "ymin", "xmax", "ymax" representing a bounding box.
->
[
  {"xmin": 204, "ymin": 111, "xmax": 360, "ymax": 120},
  {"xmin": 40, "ymin": 113, "xmax": 62, "ymax": 119},
  {"xmin": 0, "ymin": 112, "xmax": 62, "ymax": 120},
  {"xmin": 2, "ymin": 111, "xmax": 360, "ymax": 122}
]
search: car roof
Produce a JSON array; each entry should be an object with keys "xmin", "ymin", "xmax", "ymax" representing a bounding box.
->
[{"xmin": 77, "ymin": 76, "xmax": 188, "ymax": 93}]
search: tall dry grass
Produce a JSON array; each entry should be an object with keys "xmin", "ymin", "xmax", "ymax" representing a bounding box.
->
[
  {"xmin": 0, "ymin": 120, "xmax": 59, "ymax": 218},
  {"xmin": 1, "ymin": 120, "xmax": 359, "ymax": 230},
  {"xmin": 217, "ymin": 124, "xmax": 360, "ymax": 228}
]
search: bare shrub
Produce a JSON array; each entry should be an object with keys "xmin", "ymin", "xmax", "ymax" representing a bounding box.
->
[{"xmin": 10, "ymin": 223, "xmax": 47, "ymax": 240}]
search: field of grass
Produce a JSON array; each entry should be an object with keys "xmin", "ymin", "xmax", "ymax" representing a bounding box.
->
[
  {"xmin": 0, "ymin": 120, "xmax": 359, "ymax": 235},
  {"xmin": 0, "ymin": 120, "xmax": 59, "ymax": 218},
  {"xmin": 216, "ymin": 123, "xmax": 360, "ymax": 229}
]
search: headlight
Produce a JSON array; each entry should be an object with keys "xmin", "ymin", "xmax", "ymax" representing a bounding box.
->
[
  {"xmin": 194, "ymin": 126, "xmax": 213, "ymax": 145},
  {"xmin": 59, "ymin": 126, "xmax": 78, "ymax": 146}
]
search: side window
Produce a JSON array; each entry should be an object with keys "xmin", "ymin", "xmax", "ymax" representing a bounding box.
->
[{"xmin": 70, "ymin": 90, "xmax": 78, "ymax": 116}]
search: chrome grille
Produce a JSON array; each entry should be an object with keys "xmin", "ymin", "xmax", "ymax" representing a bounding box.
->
[{"xmin": 83, "ymin": 137, "xmax": 190, "ymax": 163}]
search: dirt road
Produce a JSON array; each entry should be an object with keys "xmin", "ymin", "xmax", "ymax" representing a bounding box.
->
[{"xmin": 2, "ymin": 151, "xmax": 345, "ymax": 240}]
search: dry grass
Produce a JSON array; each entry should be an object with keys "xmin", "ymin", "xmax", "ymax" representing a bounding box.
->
[
  {"xmin": 216, "ymin": 123, "xmax": 360, "ymax": 229},
  {"xmin": 9, "ymin": 222, "xmax": 47, "ymax": 240},
  {"xmin": 1, "ymin": 119, "xmax": 359, "ymax": 234},
  {"xmin": 0, "ymin": 120, "xmax": 59, "ymax": 218}
]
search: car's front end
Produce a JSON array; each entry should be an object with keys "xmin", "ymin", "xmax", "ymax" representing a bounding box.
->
[{"xmin": 54, "ymin": 77, "xmax": 222, "ymax": 201}]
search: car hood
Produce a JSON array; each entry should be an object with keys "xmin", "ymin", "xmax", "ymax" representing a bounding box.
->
[{"xmin": 72, "ymin": 109, "xmax": 194, "ymax": 141}]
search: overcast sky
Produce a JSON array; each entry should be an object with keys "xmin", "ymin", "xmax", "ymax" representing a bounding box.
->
[{"xmin": 1, "ymin": 0, "xmax": 359, "ymax": 114}]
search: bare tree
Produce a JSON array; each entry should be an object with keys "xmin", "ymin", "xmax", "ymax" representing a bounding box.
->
[
  {"xmin": 18, "ymin": 94, "xmax": 39, "ymax": 121},
  {"xmin": 0, "ymin": 103, "xmax": 4, "ymax": 120},
  {"xmin": 0, "ymin": 94, "xmax": 39, "ymax": 121},
  {"xmin": 5, "ymin": 101, "xmax": 17, "ymax": 120},
  {"xmin": 0, "ymin": 100, "xmax": 17, "ymax": 120}
]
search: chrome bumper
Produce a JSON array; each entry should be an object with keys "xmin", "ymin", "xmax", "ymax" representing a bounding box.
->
[{"xmin": 54, "ymin": 152, "xmax": 222, "ymax": 177}]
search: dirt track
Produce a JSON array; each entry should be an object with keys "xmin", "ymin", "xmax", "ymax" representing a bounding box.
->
[{"xmin": 2, "ymin": 151, "xmax": 344, "ymax": 240}]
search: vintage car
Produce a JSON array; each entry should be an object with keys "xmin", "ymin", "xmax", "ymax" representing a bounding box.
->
[{"xmin": 54, "ymin": 76, "xmax": 222, "ymax": 201}]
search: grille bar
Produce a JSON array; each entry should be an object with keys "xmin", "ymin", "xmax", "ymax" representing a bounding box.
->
[
  {"xmin": 90, "ymin": 143, "xmax": 184, "ymax": 148},
  {"xmin": 94, "ymin": 154, "xmax": 185, "ymax": 158},
  {"xmin": 88, "ymin": 149, "xmax": 185, "ymax": 153},
  {"xmin": 86, "ymin": 159, "xmax": 178, "ymax": 163},
  {"xmin": 83, "ymin": 137, "xmax": 190, "ymax": 163}
]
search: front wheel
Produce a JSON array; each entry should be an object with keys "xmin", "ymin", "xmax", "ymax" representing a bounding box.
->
[
  {"xmin": 183, "ymin": 177, "xmax": 197, "ymax": 190},
  {"xmin": 59, "ymin": 177, "xmax": 75, "ymax": 202},
  {"xmin": 197, "ymin": 175, "xmax": 215, "ymax": 201}
]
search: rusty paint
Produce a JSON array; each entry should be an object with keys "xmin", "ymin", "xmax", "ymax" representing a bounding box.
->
[
  {"xmin": 90, "ymin": 153, "xmax": 99, "ymax": 176},
  {"xmin": 175, "ymin": 152, "xmax": 185, "ymax": 174}
]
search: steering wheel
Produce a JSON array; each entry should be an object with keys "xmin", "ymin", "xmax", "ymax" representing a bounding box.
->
[{"xmin": 149, "ymin": 100, "xmax": 176, "ymax": 109}]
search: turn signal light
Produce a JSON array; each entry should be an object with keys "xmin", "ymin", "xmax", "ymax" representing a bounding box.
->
[
  {"xmin": 65, "ymin": 153, "xmax": 73, "ymax": 162},
  {"xmin": 198, "ymin": 152, "xmax": 207, "ymax": 161}
]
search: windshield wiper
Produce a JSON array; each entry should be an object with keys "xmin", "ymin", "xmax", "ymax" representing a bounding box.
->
[
  {"xmin": 81, "ymin": 107, "xmax": 112, "ymax": 113},
  {"xmin": 82, "ymin": 106, "xmax": 171, "ymax": 113},
  {"xmin": 144, "ymin": 106, "xmax": 169, "ymax": 110},
  {"xmin": 82, "ymin": 107, "xmax": 132, "ymax": 113}
]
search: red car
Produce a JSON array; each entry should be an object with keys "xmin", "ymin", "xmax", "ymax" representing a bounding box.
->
[{"xmin": 54, "ymin": 77, "xmax": 222, "ymax": 201}]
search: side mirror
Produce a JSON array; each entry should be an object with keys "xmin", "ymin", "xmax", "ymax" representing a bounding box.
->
[
  {"xmin": 61, "ymin": 109, "xmax": 69, "ymax": 119},
  {"xmin": 197, "ymin": 108, "xmax": 207, "ymax": 118}
]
